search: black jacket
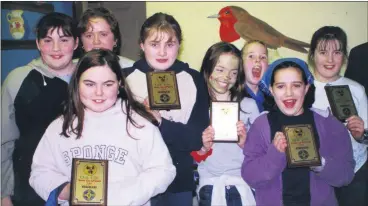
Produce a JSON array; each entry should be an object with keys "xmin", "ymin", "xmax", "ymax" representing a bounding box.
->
[
  {"xmin": 345, "ymin": 42, "xmax": 368, "ymax": 96},
  {"xmin": 12, "ymin": 69, "xmax": 68, "ymax": 205}
]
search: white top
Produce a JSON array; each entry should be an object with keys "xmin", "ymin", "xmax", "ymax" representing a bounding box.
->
[
  {"xmin": 118, "ymin": 55, "xmax": 134, "ymax": 69},
  {"xmin": 313, "ymin": 76, "xmax": 368, "ymax": 172},
  {"xmin": 197, "ymin": 97, "xmax": 259, "ymax": 205},
  {"xmin": 126, "ymin": 67, "xmax": 197, "ymax": 125},
  {"xmin": 29, "ymin": 99, "xmax": 176, "ymax": 206}
]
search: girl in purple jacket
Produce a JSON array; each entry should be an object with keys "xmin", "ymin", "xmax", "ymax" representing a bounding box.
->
[{"xmin": 241, "ymin": 58, "xmax": 354, "ymax": 206}]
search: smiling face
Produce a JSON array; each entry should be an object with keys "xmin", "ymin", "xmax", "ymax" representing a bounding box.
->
[
  {"xmin": 270, "ymin": 67, "xmax": 310, "ymax": 116},
  {"xmin": 140, "ymin": 30, "xmax": 180, "ymax": 71},
  {"xmin": 313, "ymin": 39, "xmax": 344, "ymax": 83},
  {"xmin": 79, "ymin": 65, "xmax": 119, "ymax": 113},
  {"xmin": 242, "ymin": 42, "xmax": 268, "ymax": 89},
  {"xmin": 209, "ymin": 53, "xmax": 239, "ymax": 99},
  {"xmin": 81, "ymin": 18, "xmax": 117, "ymax": 52},
  {"xmin": 36, "ymin": 27, "xmax": 78, "ymax": 74}
]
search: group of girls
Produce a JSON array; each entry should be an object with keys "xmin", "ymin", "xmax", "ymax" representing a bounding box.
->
[{"xmin": 2, "ymin": 6, "xmax": 367, "ymax": 206}]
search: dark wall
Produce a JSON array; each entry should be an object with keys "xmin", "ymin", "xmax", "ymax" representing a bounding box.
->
[
  {"xmin": 1, "ymin": 2, "xmax": 146, "ymax": 84},
  {"xmin": 1, "ymin": 2, "xmax": 74, "ymax": 83},
  {"xmin": 75, "ymin": 2, "xmax": 146, "ymax": 61}
]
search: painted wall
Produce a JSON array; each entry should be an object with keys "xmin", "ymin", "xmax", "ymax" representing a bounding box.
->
[{"xmin": 147, "ymin": 2, "xmax": 368, "ymax": 74}]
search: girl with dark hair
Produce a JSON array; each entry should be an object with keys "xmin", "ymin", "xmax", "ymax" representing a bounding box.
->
[
  {"xmin": 124, "ymin": 12, "xmax": 209, "ymax": 206},
  {"xmin": 191, "ymin": 42, "xmax": 258, "ymax": 206},
  {"xmin": 29, "ymin": 49, "xmax": 176, "ymax": 206},
  {"xmin": 308, "ymin": 26, "xmax": 368, "ymax": 206},
  {"xmin": 77, "ymin": 7, "xmax": 134, "ymax": 68},
  {"xmin": 241, "ymin": 58, "xmax": 354, "ymax": 206},
  {"xmin": 1, "ymin": 12, "xmax": 78, "ymax": 206}
]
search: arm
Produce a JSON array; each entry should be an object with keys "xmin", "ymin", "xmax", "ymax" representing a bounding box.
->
[
  {"xmin": 241, "ymin": 116, "xmax": 287, "ymax": 189},
  {"xmin": 246, "ymin": 98, "xmax": 261, "ymax": 125},
  {"xmin": 356, "ymin": 92, "xmax": 368, "ymax": 145},
  {"xmin": 1, "ymin": 79, "xmax": 18, "ymax": 200},
  {"xmin": 191, "ymin": 125, "xmax": 214, "ymax": 162},
  {"xmin": 346, "ymin": 87, "xmax": 368, "ymax": 142},
  {"xmin": 358, "ymin": 88, "xmax": 368, "ymax": 133},
  {"xmin": 109, "ymin": 126, "xmax": 176, "ymax": 206},
  {"xmin": 29, "ymin": 124, "xmax": 69, "ymax": 204},
  {"xmin": 239, "ymin": 98, "xmax": 261, "ymax": 148},
  {"xmin": 159, "ymin": 74, "xmax": 209, "ymax": 152},
  {"xmin": 313, "ymin": 116, "xmax": 354, "ymax": 187},
  {"xmin": 14, "ymin": 70, "xmax": 68, "ymax": 130},
  {"xmin": 356, "ymin": 129, "xmax": 368, "ymax": 145},
  {"xmin": 190, "ymin": 149, "xmax": 213, "ymax": 163}
]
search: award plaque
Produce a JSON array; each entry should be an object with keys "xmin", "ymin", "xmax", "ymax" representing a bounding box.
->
[
  {"xmin": 146, "ymin": 71, "xmax": 181, "ymax": 110},
  {"xmin": 210, "ymin": 101, "xmax": 239, "ymax": 142},
  {"xmin": 70, "ymin": 158, "xmax": 108, "ymax": 206},
  {"xmin": 325, "ymin": 85, "xmax": 358, "ymax": 122},
  {"xmin": 283, "ymin": 124, "xmax": 321, "ymax": 168}
]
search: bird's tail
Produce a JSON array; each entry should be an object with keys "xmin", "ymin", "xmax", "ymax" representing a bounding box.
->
[{"xmin": 283, "ymin": 37, "xmax": 310, "ymax": 53}]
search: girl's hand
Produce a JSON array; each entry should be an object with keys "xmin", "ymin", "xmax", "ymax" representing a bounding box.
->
[
  {"xmin": 272, "ymin": 132, "xmax": 287, "ymax": 153},
  {"xmin": 346, "ymin": 115, "xmax": 365, "ymax": 140},
  {"xmin": 237, "ymin": 121, "xmax": 247, "ymax": 148},
  {"xmin": 202, "ymin": 126, "xmax": 215, "ymax": 151},
  {"xmin": 1, "ymin": 197, "xmax": 13, "ymax": 206},
  {"xmin": 143, "ymin": 97, "xmax": 151, "ymax": 109},
  {"xmin": 143, "ymin": 97, "xmax": 162, "ymax": 124},
  {"xmin": 58, "ymin": 183, "xmax": 70, "ymax": 200}
]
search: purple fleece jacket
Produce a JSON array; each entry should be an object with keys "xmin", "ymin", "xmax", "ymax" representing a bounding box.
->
[{"xmin": 241, "ymin": 110, "xmax": 354, "ymax": 206}]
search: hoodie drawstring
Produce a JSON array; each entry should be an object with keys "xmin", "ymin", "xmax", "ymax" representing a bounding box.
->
[{"xmin": 41, "ymin": 73, "xmax": 47, "ymax": 86}]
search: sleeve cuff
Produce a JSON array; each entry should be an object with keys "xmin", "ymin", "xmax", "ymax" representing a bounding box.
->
[
  {"xmin": 45, "ymin": 182, "xmax": 69, "ymax": 206},
  {"xmin": 356, "ymin": 129, "xmax": 368, "ymax": 145},
  {"xmin": 191, "ymin": 149, "xmax": 213, "ymax": 163},
  {"xmin": 310, "ymin": 157, "xmax": 326, "ymax": 173}
]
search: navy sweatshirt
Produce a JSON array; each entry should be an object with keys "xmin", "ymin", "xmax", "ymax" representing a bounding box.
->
[{"xmin": 124, "ymin": 59, "xmax": 209, "ymax": 193}]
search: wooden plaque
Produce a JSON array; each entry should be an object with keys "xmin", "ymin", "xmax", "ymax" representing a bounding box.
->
[
  {"xmin": 325, "ymin": 85, "xmax": 358, "ymax": 122},
  {"xmin": 146, "ymin": 71, "xmax": 181, "ymax": 110},
  {"xmin": 283, "ymin": 124, "xmax": 321, "ymax": 168},
  {"xmin": 210, "ymin": 101, "xmax": 240, "ymax": 142},
  {"xmin": 70, "ymin": 158, "xmax": 108, "ymax": 206}
]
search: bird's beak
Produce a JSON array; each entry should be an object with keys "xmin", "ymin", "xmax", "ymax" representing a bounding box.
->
[{"xmin": 207, "ymin": 14, "xmax": 219, "ymax": 18}]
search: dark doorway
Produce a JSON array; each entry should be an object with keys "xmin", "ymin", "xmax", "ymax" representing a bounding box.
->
[{"xmin": 74, "ymin": 1, "xmax": 146, "ymax": 61}]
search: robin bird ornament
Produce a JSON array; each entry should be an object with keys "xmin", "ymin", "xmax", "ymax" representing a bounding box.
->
[{"xmin": 208, "ymin": 6, "xmax": 310, "ymax": 54}]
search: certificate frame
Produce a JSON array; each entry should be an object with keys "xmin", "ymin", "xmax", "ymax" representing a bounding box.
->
[
  {"xmin": 70, "ymin": 158, "xmax": 108, "ymax": 206},
  {"xmin": 283, "ymin": 124, "xmax": 321, "ymax": 168},
  {"xmin": 146, "ymin": 71, "xmax": 181, "ymax": 110},
  {"xmin": 210, "ymin": 101, "xmax": 240, "ymax": 142}
]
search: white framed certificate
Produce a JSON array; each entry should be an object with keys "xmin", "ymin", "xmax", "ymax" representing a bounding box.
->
[{"xmin": 210, "ymin": 101, "xmax": 239, "ymax": 142}]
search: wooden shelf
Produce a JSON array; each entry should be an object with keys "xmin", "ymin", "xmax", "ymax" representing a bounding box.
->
[
  {"xmin": 2, "ymin": 40, "xmax": 37, "ymax": 50},
  {"xmin": 2, "ymin": 2, "xmax": 54, "ymax": 14},
  {"xmin": 2, "ymin": 2, "xmax": 54, "ymax": 50}
]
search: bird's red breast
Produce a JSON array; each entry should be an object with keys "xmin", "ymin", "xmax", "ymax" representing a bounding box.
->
[{"xmin": 217, "ymin": 6, "xmax": 240, "ymax": 42}]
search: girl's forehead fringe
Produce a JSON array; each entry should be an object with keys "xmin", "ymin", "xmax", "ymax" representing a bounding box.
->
[
  {"xmin": 317, "ymin": 38, "xmax": 342, "ymax": 50},
  {"xmin": 146, "ymin": 28, "xmax": 177, "ymax": 42}
]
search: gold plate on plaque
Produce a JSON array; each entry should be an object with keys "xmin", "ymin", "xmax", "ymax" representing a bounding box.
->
[
  {"xmin": 283, "ymin": 124, "xmax": 321, "ymax": 168},
  {"xmin": 146, "ymin": 71, "xmax": 181, "ymax": 110},
  {"xmin": 70, "ymin": 158, "xmax": 108, "ymax": 206}
]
